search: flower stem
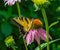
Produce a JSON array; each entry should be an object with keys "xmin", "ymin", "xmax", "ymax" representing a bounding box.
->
[
  {"xmin": 16, "ymin": 2, "xmax": 28, "ymax": 50},
  {"xmin": 23, "ymin": 37, "xmax": 28, "ymax": 50},
  {"xmin": 41, "ymin": 8, "xmax": 49, "ymax": 50},
  {"xmin": 16, "ymin": 2, "xmax": 21, "ymax": 17},
  {"xmin": 38, "ymin": 43, "xmax": 42, "ymax": 50},
  {"xmin": 11, "ymin": 45, "xmax": 16, "ymax": 50}
]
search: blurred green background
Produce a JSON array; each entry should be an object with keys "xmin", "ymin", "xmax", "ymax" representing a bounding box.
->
[{"xmin": 0, "ymin": 0, "xmax": 60, "ymax": 50}]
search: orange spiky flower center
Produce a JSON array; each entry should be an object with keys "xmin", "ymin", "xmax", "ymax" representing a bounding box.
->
[{"xmin": 33, "ymin": 19, "xmax": 43, "ymax": 26}]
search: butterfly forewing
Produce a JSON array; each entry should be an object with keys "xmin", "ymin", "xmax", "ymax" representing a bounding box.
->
[{"xmin": 13, "ymin": 17, "xmax": 33, "ymax": 33}]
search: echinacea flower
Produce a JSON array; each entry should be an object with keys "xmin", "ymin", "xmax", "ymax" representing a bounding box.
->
[
  {"xmin": 26, "ymin": 28, "xmax": 52, "ymax": 45},
  {"xmin": 4, "ymin": 0, "xmax": 21, "ymax": 6}
]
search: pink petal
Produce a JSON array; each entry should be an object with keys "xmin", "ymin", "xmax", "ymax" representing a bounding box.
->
[
  {"xmin": 4, "ymin": 0, "xmax": 21, "ymax": 6},
  {"xmin": 37, "ymin": 28, "xmax": 47, "ymax": 41},
  {"xmin": 5, "ymin": 0, "xmax": 15, "ymax": 6},
  {"xmin": 37, "ymin": 28, "xmax": 52, "ymax": 41},
  {"xmin": 26, "ymin": 30, "xmax": 35, "ymax": 45},
  {"xmin": 18, "ymin": 0, "xmax": 21, "ymax": 2},
  {"xmin": 34, "ymin": 31, "xmax": 40, "ymax": 44}
]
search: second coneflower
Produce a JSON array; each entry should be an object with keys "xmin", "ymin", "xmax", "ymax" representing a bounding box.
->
[
  {"xmin": 4, "ymin": 0, "xmax": 21, "ymax": 6},
  {"xmin": 26, "ymin": 19, "xmax": 52, "ymax": 45}
]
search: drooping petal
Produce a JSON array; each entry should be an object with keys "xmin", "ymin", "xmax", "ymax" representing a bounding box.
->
[
  {"xmin": 18, "ymin": 0, "xmax": 21, "ymax": 2},
  {"xmin": 26, "ymin": 28, "xmax": 52, "ymax": 45},
  {"xmin": 26, "ymin": 30, "xmax": 35, "ymax": 45},
  {"xmin": 37, "ymin": 28, "xmax": 52, "ymax": 41},
  {"xmin": 34, "ymin": 31, "xmax": 40, "ymax": 44},
  {"xmin": 4, "ymin": 0, "xmax": 15, "ymax": 6},
  {"xmin": 4, "ymin": 0, "xmax": 21, "ymax": 6},
  {"xmin": 37, "ymin": 28, "xmax": 47, "ymax": 41},
  {"xmin": 49, "ymin": 34, "xmax": 52, "ymax": 40},
  {"xmin": 26, "ymin": 29, "xmax": 41, "ymax": 45}
]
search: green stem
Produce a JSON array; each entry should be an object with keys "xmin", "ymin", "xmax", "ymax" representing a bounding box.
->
[
  {"xmin": 16, "ymin": 2, "xmax": 21, "ymax": 17},
  {"xmin": 38, "ymin": 43, "xmax": 42, "ymax": 50},
  {"xmin": 11, "ymin": 45, "xmax": 16, "ymax": 50},
  {"xmin": 23, "ymin": 37, "xmax": 28, "ymax": 50},
  {"xmin": 41, "ymin": 8, "xmax": 49, "ymax": 50},
  {"xmin": 16, "ymin": 2, "xmax": 28, "ymax": 50}
]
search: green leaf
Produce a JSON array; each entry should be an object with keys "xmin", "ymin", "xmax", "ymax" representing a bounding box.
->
[
  {"xmin": 57, "ymin": 45, "xmax": 60, "ymax": 50},
  {"xmin": 35, "ymin": 39, "xmax": 60, "ymax": 50},
  {"xmin": 52, "ymin": 44, "xmax": 56, "ymax": 50},
  {"xmin": 1, "ymin": 22, "xmax": 12, "ymax": 37},
  {"xmin": 7, "ymin": 7, "xmax": 12, "ymax": 18},
  {"xmin": 0, "ymin": 7, "xmax": 12, "ymax": 19},
  {"xmin": 56, "ymin": 6, "xmax": 60, "ymax": 12},
  {"xmin": 0, "ymin": 11, "xmax": 7, "ymax": 17},
  {"xmin": 0, "ymin": 33, "xmax": 4, "ymax": 40},
  {"xmin": 34, "ymin": 4, "xmax": 39, "ymax": 11},
  {"xmin": 0, "ymin": 40, "xmax": 7, "ymax": 50},
  {"xmin": 49, "ymin": 21, "xmax": 59, "ymax": 28}
]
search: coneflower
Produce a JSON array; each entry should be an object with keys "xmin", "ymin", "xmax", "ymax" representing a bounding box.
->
[
  {"xmin": 26, "ymin": 19, "xmax": 52, "ymax": 45},
  {"xmin": 4, "ymin": 0, "xmax": 21, "ymax": 6}
]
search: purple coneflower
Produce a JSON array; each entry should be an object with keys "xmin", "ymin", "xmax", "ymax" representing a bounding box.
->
[
  {"xmin": 26, "ymin": 19, "xmax": 52, "ymax": 45},
  {"xmin": 4, "ymin": 0, "xmax": 21, "ymax": 6},
  {"xmin": 26, "ymin": 28, "xmax": 52, "ymax": 45}
]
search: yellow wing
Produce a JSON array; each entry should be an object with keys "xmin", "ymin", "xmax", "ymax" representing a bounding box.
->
[{"xmin": 13, "ymin": 17, "xmax": 33, "ymax": 32}]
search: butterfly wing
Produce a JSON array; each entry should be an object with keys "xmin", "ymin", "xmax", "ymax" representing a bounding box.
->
[{"xmin": 13, "ymin": 17, "xmax": 33, "ymax": 32}]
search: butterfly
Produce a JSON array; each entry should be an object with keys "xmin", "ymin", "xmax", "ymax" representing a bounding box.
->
[
  {"xmin": 13, "ymin": 17, "xmax": 43, "ymax": 35},
  {"xmin": 13, "ymin": 17, "xmax": 33, "ymax": 34}
]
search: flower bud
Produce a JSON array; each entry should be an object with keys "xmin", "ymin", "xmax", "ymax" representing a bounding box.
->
[
  {"xmin": 32, "ymin": 0, "xmax": 47, "ymax": 5},
  {"xmin": 5, "ymin": 36, "xmax": 15, "ymax": 47}
]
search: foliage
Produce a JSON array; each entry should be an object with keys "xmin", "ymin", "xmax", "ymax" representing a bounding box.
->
[{"xmin": 0, "ymin": 0, "xmax": 60, "ymax": 50}]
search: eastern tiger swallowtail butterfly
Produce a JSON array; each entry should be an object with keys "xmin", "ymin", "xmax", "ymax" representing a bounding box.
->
[{"xmin": 13, "ymin": 17, "xmax": 43, "ymax": 35}]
